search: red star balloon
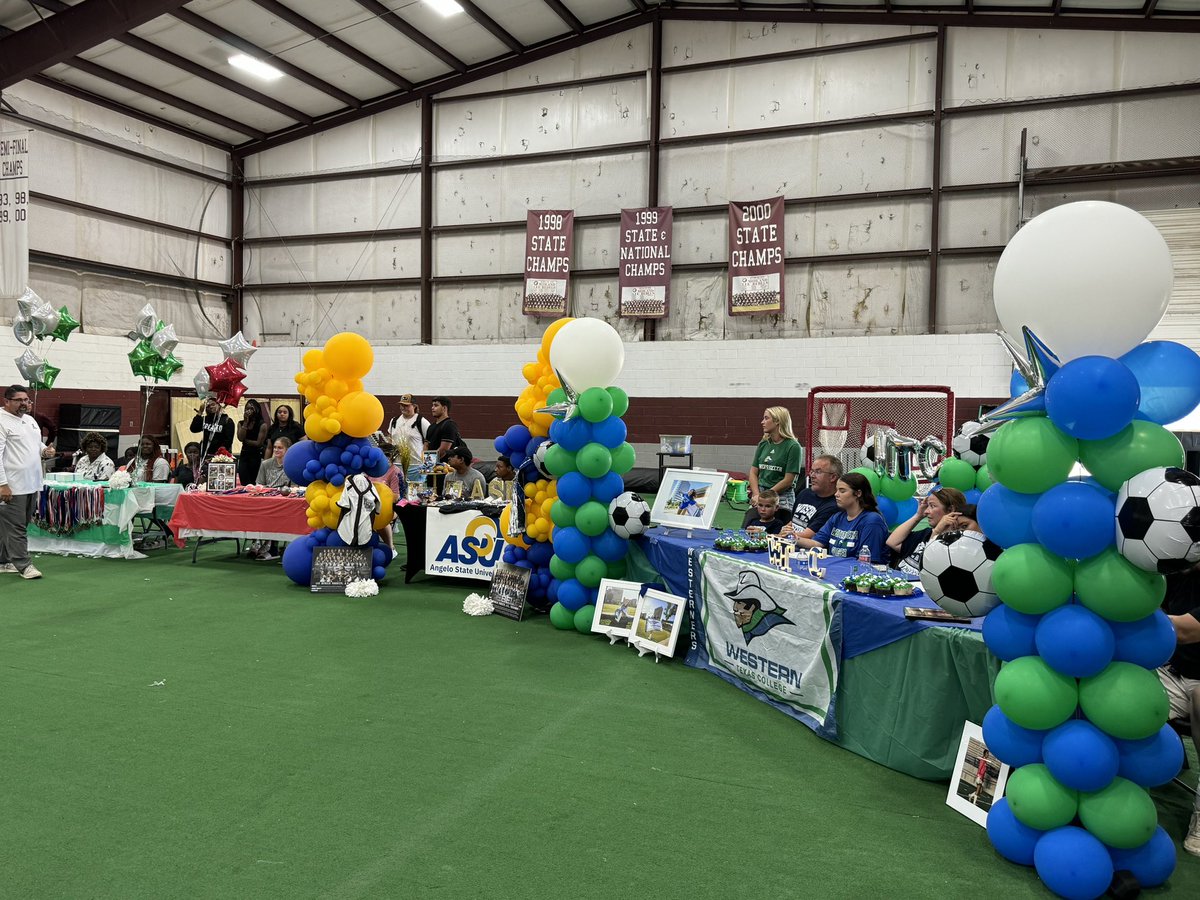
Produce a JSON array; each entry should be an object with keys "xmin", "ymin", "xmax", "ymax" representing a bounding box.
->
[{"xmin": 205, "ymin": 357, "xmax": 247, "ymax": 406}]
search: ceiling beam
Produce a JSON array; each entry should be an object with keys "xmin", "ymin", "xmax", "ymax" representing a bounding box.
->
[
  {"xmin": 352, "ymin": 0, "xmax": 467, "ymax": 73},
  {"xmin": 458, "ymin": 0, "xmax": 525, "ymax": 55},
  {"xmin": 629, "ymin": 0, "xmax": 649, "ymax": 12},
  {"xmin": 1144, "ymin": 0, "xmax": 1161, "ymax": 14},
  {"xmin": 0, "ymin": 0, "xmax": 192, "ymax": 89},
  {"xmin": 248, "ymin": 0, "xmax": 413, "ymax": 90},
  {"xmin": 542, "ymin": 0, "xmax": 585, "ymax": 34}
]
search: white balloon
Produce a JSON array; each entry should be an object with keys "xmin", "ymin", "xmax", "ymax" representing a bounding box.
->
[
  {"xmin": 548, "ymin": 317, "xmax": 625, "ymax": 390},
  {"xmin": 993, "ymin": 201, "xmax": 1173, "ymax": 362}
]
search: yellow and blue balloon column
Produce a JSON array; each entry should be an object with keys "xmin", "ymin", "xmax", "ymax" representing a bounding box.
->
[
  {"xmin": 975, "ymin": 203, "xmax": 1198, "ymax": 899},
  {"xmin": 279, "ymin": 332, "xmax": 396, "ymax": 587}
]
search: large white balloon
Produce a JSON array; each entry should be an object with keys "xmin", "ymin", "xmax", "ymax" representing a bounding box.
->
[
  {"xmin": 549, "ymin": 317, "xmax": 625, "ymax": 390},
  {"xmin": 993, "ymin": 201, "xmax": 1173, "ymax": 362}
]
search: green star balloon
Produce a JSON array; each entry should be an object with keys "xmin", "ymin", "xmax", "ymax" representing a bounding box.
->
[
  {"xmin": 50, "ymin": 306, "xmax": 80, "ymax": 342},
  {"xmin": 33, "ymin": 361, "xmax": 61, "ymax": 390},
  {"xmin": 128, "ymin": 339, "xmax": 159, "ymax": 378},
  {"xmin": 150, "ymin": 352, "xmax": 184, "ymax": 382}
]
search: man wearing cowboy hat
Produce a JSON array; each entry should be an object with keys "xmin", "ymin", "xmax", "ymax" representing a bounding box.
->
[{"xmin": 726, "ymin": 570, "xmax": 792, "ymax": 644}]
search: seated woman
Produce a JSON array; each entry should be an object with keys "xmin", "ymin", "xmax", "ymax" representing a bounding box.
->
[
  {"xmin": 72, "ymin": 431, "xmax": 116, "ymax": 481},
  {"xmin": 173, "ymin": 442, "xmax": 202, "ymax": 487},
  {"xmin": 793, "ymin": 472, "xmax": 889, "ymax": 563},
  {"xmin": 887, "ymin": 487, "xmax": 967, "ymax": 575},
  {"xmin": 124, "ymin": 435, "xmax": 170, "ymax": 483},
  {"xmin": 249, "ymin": 437, "xmax": 296, "ymax": 561}
]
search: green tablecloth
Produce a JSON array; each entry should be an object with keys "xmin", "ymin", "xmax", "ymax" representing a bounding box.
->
[{"xmin": 27, "ymin": 483, "xmax": 153, "ymax": 559}]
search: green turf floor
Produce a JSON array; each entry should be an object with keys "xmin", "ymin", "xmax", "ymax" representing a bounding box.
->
[{"xmin": 2, "ymin": 505, "xmax": 1199, "ymax": 898}]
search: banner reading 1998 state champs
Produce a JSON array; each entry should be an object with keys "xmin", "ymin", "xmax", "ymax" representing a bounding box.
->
[
  {"xmin": 523, "ymin": 209, "xmax": 574, "ymax": 317},
  {"xmin": 618, "ymin": 206, "xmax": 672, "ymax": 318},
  {"xmin": 728, "ymin": 195, "xmax": 784, "ymax": 316}
]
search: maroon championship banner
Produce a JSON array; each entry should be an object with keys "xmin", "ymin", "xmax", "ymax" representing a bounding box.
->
[
  {"xmin": 618, "ymin": 206, "xmax": 672, "ymax": 318},
  {"xmin": 728, "ymin": 196, "xmax": 785, "ymax": 315},
  {"xmin": 523, "ymin": 209, "xmax": 574, "ymax": 317}
]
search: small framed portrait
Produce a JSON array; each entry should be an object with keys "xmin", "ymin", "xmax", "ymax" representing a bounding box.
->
[
  {"xmin": 650, "ymin": 468, "xmax": 729, "ymax": 531},
  {"xmin": 946, "ymin": 721, "xmax": 1011, "ymax": 827},
  {"xmin": 488, "ymin": 562, "xmax": 531, "ymax": 621},
  {"xmin": 406, "ymin": 480, "xmax": 424, "ymax": 503},
  {"xmin": 630, "ymin": 588, "xmax": 686, "ymax": 659},
  {"xmin": 418, "ymin": 451, "xmax": 438, "ymax": 475},
  {"xmin": 591, "ymin": 578, "xmax": 642, "ymax": 642},
  {"xmin": 206, "ymin": 460, "xmax": 236, "ymax": 492},
  {"xmin": 443, "ymin": 480, "xmax": 464, "ymax": 501},
  {"xmin": 310, "ymin": 546, "xmax": 373, "ymax": 594}
]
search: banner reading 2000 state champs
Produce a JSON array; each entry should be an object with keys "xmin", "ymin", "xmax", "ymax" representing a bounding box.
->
[
  {"xmin": 728, "ymin": 196, "xmax": 784, "ymax": 315},
  {"xmin": 618, "ymin": 206, "xmax": 672, "ymax": 318},
  {"xmin": 523, "ymin": 209, "xmax": 573, "ymax": 317}
]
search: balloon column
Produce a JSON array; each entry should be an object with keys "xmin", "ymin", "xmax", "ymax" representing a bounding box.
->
[
  {"xmin": 977, "ymin": 202, "xmax": 1193, "ymax": 898},
  {"xmin": 280, "ymin": 332, "xmax": 395, "ymax": 587}
]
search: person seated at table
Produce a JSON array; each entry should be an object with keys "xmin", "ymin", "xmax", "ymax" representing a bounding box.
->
[
  {"xmin": 887, "ymin": 487, "xmax": 967, "ymax": 575},
  {"xmin": 122, "ymin": 446, "xmax": 138, "ymax": 468},
  {"xmin": 779, "ymin": 454, "xmax": 842, "ymax": 540},
  {"xmin": 173, "ymin": 442, "xmax": 202, "ymax": 488},
  {"xmin": 744, "ymin": 489, "xmax": 788, "ymax": 535},
  {"xmin": 489, "ymin": 455, "xmax": 516, "ymax": 501},
  {"xmin": 247, "ymin": 437, "xmax": 296, "ymax": 561},
  {"xmin": 71, "ymin": 431, "xmax": 116, "ymax": 481},
  {"xmin": 1156, "ymin": 561, "xmax": 1200, "ymax": 857},
  {"xmin": 793, "ymin": 472, "xmax": 889, "ymax": 563},
  {"xmin": 123, "ymin": 435, "xmax": 170, "ymax": 483},
  {"xmin": 443, "ymin": 445, "xmax": 485, "ymax": 499}
]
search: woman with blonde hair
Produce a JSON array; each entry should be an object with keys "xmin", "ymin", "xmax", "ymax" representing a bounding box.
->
[
  {"xmin": 748, "ymin": 406, "xmax": 802, "ymax": 513},
  {"xmin": 887, "ymin": 487, "xmax": 968, "ymax": 575}
]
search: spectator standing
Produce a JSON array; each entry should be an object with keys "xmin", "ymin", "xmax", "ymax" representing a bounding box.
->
[
  {"xmin": 748, "ymin": 406, "xmax": 802, "ymax": 513},
  {"xmin": 424, "ymin": 396, "xmax": 462, "ymax": 463},
  {"xmin": 263, "ymin": 404, "xmax": 303, "ymax": 458},
  {"xmin": 237, "ymin": 400, "xmax": 269, "ymax": 486},
  {"xmin": 388, "ymin": 393, "xmax": 430, "ymax": 483},
  {"xmin": 0, "ymin": 384, "xmax": 52, "ymax": 579},
  {"xmin": 190, "ymin": 398, "xmax": 235, "ymax": 464}
]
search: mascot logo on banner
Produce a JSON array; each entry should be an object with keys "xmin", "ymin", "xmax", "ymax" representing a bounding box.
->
[{"xmin": 436, "ymin": 516, "xmax": 504, "ymax": 568}]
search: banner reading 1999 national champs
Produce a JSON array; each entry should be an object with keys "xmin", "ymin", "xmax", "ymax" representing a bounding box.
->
[
  {"xmin": 523, "ymin": 209, "xmax": 574, "ymax": 317},
  {"xmin": 728, "ymin": 195, "xmax": 784, "ymax": 315},
  {"xmin": 618, "ymin": 206, "xmax": 672, "ymax": 318}
]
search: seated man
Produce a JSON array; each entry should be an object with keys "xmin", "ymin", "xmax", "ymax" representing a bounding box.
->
[
  {"xmin": 780, "ymin": 454, "xmax": 841, "ymax": 540},
  {"xmin": 1158, "ymin": 562, "xmax": 1200, "ymax": 857},
  {"xmin": 442, "ymin": 445, "xmax": 486, "ymax": 499},
  {"xmin": 489, "ymin": 455, "xmax": 516, "ymax": 501}
]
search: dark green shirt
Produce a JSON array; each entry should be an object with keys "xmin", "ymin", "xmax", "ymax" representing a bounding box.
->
[{"xmin": 752, "ymin": 438, "xmax": 801, "ymax": 492}]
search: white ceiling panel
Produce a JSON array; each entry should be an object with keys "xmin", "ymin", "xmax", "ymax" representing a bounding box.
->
[
  {"xmin": 392, "ymin": 0, "xmax": 509, "ymax": 63},
  {"xmin": 474, "ymin": 0, "xmax": 572, "ymax": 48}
]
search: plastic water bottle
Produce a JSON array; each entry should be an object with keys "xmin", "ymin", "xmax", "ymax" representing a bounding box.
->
[{"xmin": 857, "ymin": 544, "xmax": 872, "ymax": 566}]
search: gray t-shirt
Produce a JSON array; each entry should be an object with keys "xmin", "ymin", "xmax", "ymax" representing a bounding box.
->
[{"xmin": 444, "ymin": 466, "xmax": 486, "ymax": 499}]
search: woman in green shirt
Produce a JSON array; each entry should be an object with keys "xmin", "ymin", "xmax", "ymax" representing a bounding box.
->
[{"xmin": 749, "ymin": 406, "xmax": 802, "ymax": 513}]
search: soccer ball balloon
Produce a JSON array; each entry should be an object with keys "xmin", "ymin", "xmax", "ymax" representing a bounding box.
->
[
  {"xmin": 531, "ymin": 440, "xmax": 554, "ymax": 478},
  {"xmin": 920, "ymin": 531, "xmax": 1004, "ymax": 617},
  {"xmin": 952, "ymin": 423, "xmax": 991, "ymax": 468},
  {"xmin": 860, "ymin": 437, "xmax": 880, "ymax": 467},
  {"xmin": 609, "ymin": 491, "xmax": 651, "ymax": 539},
  {"xmin": 1116, "ymin": 466, "xmax": 1200, "ymax": 574}
]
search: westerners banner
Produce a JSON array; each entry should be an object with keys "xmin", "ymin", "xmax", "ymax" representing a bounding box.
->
[
  {"xmin": 0, "ymin": 130, "xmax": 31, "ymax": 299},
  {"xmin": 728, "ymin": 195, "xmax": 784, "ymax": 316},
  {"xmin": 618, "ymin": 206, "xmax": 672, "ymax": 318},
  {"xmin": 523, "ymin": 209, "xmax": 574, "ymax": 317}
]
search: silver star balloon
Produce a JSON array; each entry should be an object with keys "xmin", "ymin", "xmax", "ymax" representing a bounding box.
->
[
  {"xmin": 979, "ymin": 326, "xmax": 1062, "ymax": 431},
  {"xmin": 151, "ymin": 322, "xmax": 179, "ymax": 359},
  {"xmin": 13, "ymin": 314, "xmax": 34, "ymax": 346},
  {"xmin": 129, "ymin": 303, "xmax": 157, "ymax": 341},
  {"xmin": 17, "ymin": 288, "xmax": 61, "ymax": 339},
  {"xmin": 218, "ymin": 331, "xmax": 257, "ymax": 368},
  {"xmin": 193, "ymin": 367, "xmax": 212, "ymax": 399},
  {"xmin": 15, "ymin": 348, "xmax": 46, "ymax": 383},
  {"xmin": 534, "ymin": 368, "xmax": 580, "ymax": 420}
]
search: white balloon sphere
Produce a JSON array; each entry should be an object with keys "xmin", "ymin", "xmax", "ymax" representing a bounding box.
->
[
  {"xmin": 993, "ymin": 201, "xmax": 1173, "ymax": 362},
  {"xmin": 549, "ymin": 317, "xmax": 625, "ymax": 390}
]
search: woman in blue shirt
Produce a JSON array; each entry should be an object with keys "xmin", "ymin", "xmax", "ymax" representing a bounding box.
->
[{"xmin": 794, "ymin": 472, "xmax": 889, "ymax": 563}]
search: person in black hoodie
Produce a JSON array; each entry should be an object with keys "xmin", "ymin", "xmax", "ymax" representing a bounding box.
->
[{"xmin": 190, "ymin": 397, "xmax": 235, "ymax": 465}]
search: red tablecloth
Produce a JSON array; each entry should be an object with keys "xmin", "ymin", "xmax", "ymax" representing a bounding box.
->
[{"xmin": 169, "ymin": 492, "xmax": 310, "ymax": 548}]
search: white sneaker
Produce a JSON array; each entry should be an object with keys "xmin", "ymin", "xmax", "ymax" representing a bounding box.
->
[
  {"xmin": 19, "ymin": 565, "xmax": 42, "ymax": 579},
  {"xmin": 0, "ymin": 563, "xmax": 16, "ymax": 574},
  {"xmin": 1185, "ymin": 810, "xmax": 1200, "ymax": 857}
]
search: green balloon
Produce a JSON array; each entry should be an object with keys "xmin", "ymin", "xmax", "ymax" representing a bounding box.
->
[
  {"xmin": 549, "ymin": 554, "xmax": 576, "ymax": 581},
  {"xmin": 880, "ymin": 474, "xmax": 917, "ymax": 501},
  {"xmin": 150, "ymin": 352, "xmax": 184, "ymax": 382},
  {"xmin": 850, "ymin": 466, "xmax": 881, "ymax": 495},
  {"xmin": 605, "ymin": 558, "xmax": 627, "ymax": 579},
  {"xmin": 576, "ymin": 442, "xmax": 613, "ymax": 479},
  {"xmin": 128, "ymin": 339, "xmax": 158, "ymax": 378},
  {"xmin": 975, "ymin": 464, "xmax": 992, "ymax": 491},
  {"xmin": 937, "ymin": 458, "xmax": 977, "ymax": 492},
  {"xmin": 995, "ymin": 656, "xmax": 1079, "ymax": 730},
  {"xmin": 609, "ymin": 442, "xmax": 636, "ymax": 475},
  {"xmin": 578, "ymin": 387, "xmax": 614, "ymax": 423},
  {"xmin": 573, "ymin": 604, "xmax": 596, "ymax": 634},
  {"xmin": 987, "ymin": 418, "xmax": 1078, "ymax": 494},
  {"xmin": 575, "ymin": 501, "xmax": 610, "ymax": 537},
  {"xmin": 991, "ymin": 544, "xmax": 1074, "ymax": 614},
  {"xmin": 550, "ymin": 500, "xmax": 577, "ymax": 529},
  {"xmin": 1077, "ymin": 778, "xmax": 1158, "ymax": 849},
  {"xmin": 543, "ymin": 444, "xmax": 577, "ymax": 477},
  {"xmin": 549, "ymin": 602, "xmax": 576, "ymax": 630},
  {"xmin": 1005, "ymin": 764, "xmax": 1079, "ymax": 831},
  {"xmin": 607, "ymin": 386, "xmax": 629, "ymax": 417},
  {"xmin": 50, "ymin": 305, "xmax": 80, "ymax": 342},
  {"xmin": 547, "ymin": 388, "xmax": 567, "ymax": 406},
  {"xmin": 1079, "ymin": 662, "xmax": 1170, "ymax": 740},
  {"xmin": 575, "ymin": 555, "xmax": 607, "ymax": 588},
  {"xmin": 1079, "ymin": 420, "xmax": 1185, "ymax": 492},
  {"xmin": 1075, "ymin": 548, "xmax": 1165, "ymax": 622}
]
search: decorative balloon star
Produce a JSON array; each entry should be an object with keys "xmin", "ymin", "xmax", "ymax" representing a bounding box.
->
[
  {"xmin": 193, "ymin": 368, "xmax": 213, "ymax": 399},
  {"xmin": 534, "ymin": 368, "xmax": 579, "ymax": 420},
  {"xmin": 14, "ymin": 349, "xmax": 60, "ymax": 389},
  {"xmin": 127, "ymin": 303, "xmax": 158, "ymax": 342},
  {"xmin": 219, "ymin": 331, "xmax": 257, "ymax": 368},
  {"xmin": 17, "ymin": 289, "xmax": 60, "ymax": 339},
  {"xmin": 151, "ymin": 321, "xmax": 179, "ymax": 358},
  {"xmin": 128, "ymin": 339, "xmax": 159, "ymax": 378},
  {"xmin": 979, "ymin": 326, "xmax": 1062, "ymax": 431},
  {"xmin": 50, "ymin": 306, "xmax": 80, "ymax": 342}
]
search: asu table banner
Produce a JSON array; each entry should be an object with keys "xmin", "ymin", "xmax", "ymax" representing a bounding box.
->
[
  {"xmin": 728, "ymin": 195, "xmax": 784, "ymax": 315},
  {"xmin": 618, "ymin": 206, "xmax": 672, "ymax": 318},
  {"xmin": 424, "ymin": 508, "xmax": 504, "ymax": 580},
  {"xmin": 0, "ymin": 130, "xmax": 31, "ymax": 299},
  {"xmin": 686, "ymin": 550, "xmax": 841, "ymax": 738},
  {"xmin": 523, "ymin": 209, "xmax": 573, "ymax": 317}
]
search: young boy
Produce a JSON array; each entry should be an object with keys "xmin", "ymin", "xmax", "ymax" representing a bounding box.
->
[
  {"xmin": 489, "ymin": 454, "xmax": 516, "ymax": 501},
  {"xmin": 747, "ymin": 489, "xmax": 786, "ymax": 535}
]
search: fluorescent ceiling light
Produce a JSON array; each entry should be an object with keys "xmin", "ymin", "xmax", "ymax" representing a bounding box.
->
[
  {"xmin": 425, "ymin": 0, "xmax": 464, "ymax": 15},
  {"xmin": 229, "ymin": 54, "xmax": 284, "ymax": 81}
]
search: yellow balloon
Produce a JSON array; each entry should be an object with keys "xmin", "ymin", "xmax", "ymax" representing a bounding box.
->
[
  {"xmin": 541, "ymin": 498, "xmax": 554, "ymax": 516},
  {"xmin": 323, "ymin": 332, "xmax": 374, "ymax": 380},
  {"xmin": 541, "ymin": 316, "xmax": 574, "ymax": 356},
  {"xmin": 307, "ymin": 516, "xmax": 321, "ymax": 528},
  {"xmin": 372, "ymin": 483, "xmax": 394, "ymax": 531},
  {"xmin": 302, "ymin": 349, "xmax": 324, "ymax": 370},
  {"xmin": 325, "ymin": 379, "xmax": 349, "ymax": 401},
  {"xmin": 312, "ymin": 495, "xmax": 329, "ymax": 511},
  {"xmin": 522, "ymin": 362, "xmax": 539, "ymax": 384},
  {"xmin": 338, "ymin": 390, "xmax": 385, "ymax": 438},
  {"xmin": 305, "ymin": 417, "xmax": 333, "ymax": 442},
  {"xmin": 523, "ymin": 483, "xmax": 536, "ymax": 498}
]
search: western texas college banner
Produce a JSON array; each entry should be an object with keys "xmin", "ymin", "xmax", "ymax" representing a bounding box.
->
[
  {"xmin": 618, "ymin": 206, "xmax": 672, "ymax": 318},
  {"xmin": 523, "ymin": 209, "xmax": 574, "ymax": 317},
  {"xmin": 0, "ymin": 130, "xmax": 31, "ymax": 300},
  {"xmin": 728, "ymin": 196, "xmax": 784, "ymax": 316}
]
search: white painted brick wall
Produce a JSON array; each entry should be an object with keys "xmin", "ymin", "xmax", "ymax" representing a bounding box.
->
[{"xmin": 0, "ymin": 330, "xmax": 217, "ymax": 391}]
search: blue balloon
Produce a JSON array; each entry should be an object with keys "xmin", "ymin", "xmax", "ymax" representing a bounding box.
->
[
  {"xmin": 1115, "ymin": 725, "xmax": 1185, "ymax": 788},
  {"xmin": 372, "ymin": 565, "xmax": 386, "ymax": 580},
  {"xmin": 340, "ymin": 450, "xmax": 354, "ymax": 465},
  {"xmin": 557, "ymin": 471, "xmax": 592, "ymax": 507},
  {"xmin": 372, "ymin": 548, "xmax": 387, "ymax": 568},
  {"xmin": 978, "ymin": 483, "xmax": 1041, "ymax": 548},
  {"xmin": 312, "ymin": 527, "xmax": 331, "ymax": 542},
  {"xmin": 876, "ymin": 496, "xmax": 898, "ymax": 526},
  {"xmin": 590, "ymin": 415, "xmax": 627, "ymax": 449},
  {"xmin": 982, "ymin": 605, "xmax": 1040, "ymax": 661},
  {"xmin": 1035, "ymin": 604, "xmax": 1115, "ymax": 678},
  {"xmin": 494, "ymin": 435, "xmax": 508, "ymax": 454},
  {"xmin": 505, "ymin": 424, "xmax": 532, "ymax": 451},
  {"xmin": 1034, "ymin": 827, "xmax": 1114, "ymax": 900},
  {"xmin": 964, "ymin": 488, "xmax": 982, "ymax": 504},
  {"xmin": 982, "ymin": 705, "xmax": 1045, "ymax": 768},
  {"xmin": 1031, "ymin": 481, "xmax": 1116, "ymax": 560},
  {"xmin": 284, "ymin": 440, "xmax": 320, "ymax": 485},
  {"xmin": 1108, "ymin": 827, "xmax": 1177, "ymax": 887},
  {"xmin": 329, "ymin": 433, "xmax": 351, "ymax": 448},
  {"xmin": 1121, "ymin": 340, "xmax": 1200, "ymax": 425},
  {"xmin": 895, "ymin": 497, "xmax": 918, "ymax": 522},
  {"xmin": 556, "ymin": 417, "xmax": 593, "ymax": 453},
  {"xmin": 304, "ymin": 460, "xmax": 322, "ymax": 477},
  {"xmin": 546, "ymin": 579, "xmax": 559, "ymax": 602},
  {"xmin": 1042, "ymin": 720, "xmax": 1120, "ymax": 792},
  {"xmin": 323, "ymin": 463, "xmax": 340, "ymax": 481},
  {"xmin": 526, "ymin": 436, "xmax": 546, "ymax": 458},
  {"xmin": 557, "ymin": 578, "xmax": 589, "ymax": 612},
  {"xmin": 1010, "ymin": 369, "xmax": 1030, "ymax": 397},
  {"xmin": 515, "ymin": 559, "xmax": 532, "ymax": 570},
  {"xmin": 592, "ymin": 529, "xmax": 630, "ymax": 562},
  {"xmin": 526, "ymin": 541, "xmax": 554, "ymax": 566},
  {"xmin": 367, "ymin": 455, "xmax": 390, "ymax": 478},
  {"xmin": 508, "ymin": 451, "xmax": 526, "ymax": 469},
  {"xmin": 987, "ymin": 798, "xmax": 1042, "ymax": 867},
  {"xmin": 325, "ymin": 531, "xmax": 346, "ymax": 547},
  {"xmin": 548, "ymin": 418, "xmax": 567, "ymax": 443},
  {"xmin": 331, "ymin": 473, "xmax": 345, "ymax": 487},
  {"xmin": 1110, "ymin": 611, "xmax": 1176, "ymax": 669},
  {"xmin": 318, "ymin": 447, "xmax": 340, "ymax": 465},
  {"xmin": 502, "ymin": 547, "xmax": 518, "ymax": 564},
  {"xmin": 552, "ymin": 526, "xmax": 591, "ymax": 564},
  {"xmin": 282, "ymin": 539, "xmax": 314, "ymax": 586},
  {"xmin": 1046, "ymin": 355, "xmax": 1140, "ymax": 441},
  {"xmin": 590, "ymin": 471, "xmax": 626, "ymax": 505}
]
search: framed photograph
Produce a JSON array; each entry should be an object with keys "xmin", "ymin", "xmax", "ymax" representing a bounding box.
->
[
  {"xmin": 206, "ymin": 460, "xmax": 236, "ymax": 492},
  {"xmin": 444, "ymin": 480, "xmax": 464, "ymax": 501},
  {"xmin": 591, "ymin": 578, "xmax": 642, "ymax": 642},
  {"xmin": 310, "ymin": 546, "xmax": 373, "ymax": 594},
  {"xmin": 488, "ymin": 562, "xmax": 531, "ymax": 621},
  {"xmin": 650, "ymin": 468, "xmax": 729, "ymax": 531},
  {"xmin": 418, "ymin": 451, "xmax": 438, "ymax": 475},
  {"xmin": 406, "ymin": 481, "xmax": 423, "ymax": 503},
  {"xmin": 946, "ymin": 721, "xmax": 1011, "ymax": 827},
  {"xmin": 630, "ymin": 588, "xmax": 686, "ymax": 659},
  {"xmin": 905, "ymin": 606, "xmax": 972, "ymax": 625}
]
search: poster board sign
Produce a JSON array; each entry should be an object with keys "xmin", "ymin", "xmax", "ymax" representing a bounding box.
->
[
  {"xmin": 206, "ymin": 461, "xmax": 236, "ymax": 491},
  {"xmin": 728, "ymin": 196, "xmax": 784, "ymax": 315},
  {"xmin": 523, "ymin": 209, "xmax": 573, "ymax": 317},
  {"xmin": 311, "ymin": 546, "xmax": 373, "ymax": 593},
  {"xmin": 488, "ymin": 561, "xmax": 531, "ymax": 621},
  {"xmin": 425, "ymin": 509, "xmax": 505, "ymax": 580},
  {"xmin": 618, "ymin": 206, "xmax": 672, "ymax": 318},
  {"xmin": 0, "ymin": 130, "xmax": 31, "ymax": 298}
]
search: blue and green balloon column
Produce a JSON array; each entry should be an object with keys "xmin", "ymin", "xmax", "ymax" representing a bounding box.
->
[{"xmin": 977, "ymin": 202, "xmax": 1197, "ymax": 899}]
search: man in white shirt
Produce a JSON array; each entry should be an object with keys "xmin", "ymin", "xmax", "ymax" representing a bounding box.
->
[
  {"xmin": 388, "ymin": 393, "xmax": 429, "ymax": 484},
  {"xmin": 0, "ymin": 385, "xmax": 53, "ymax": 579}
]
